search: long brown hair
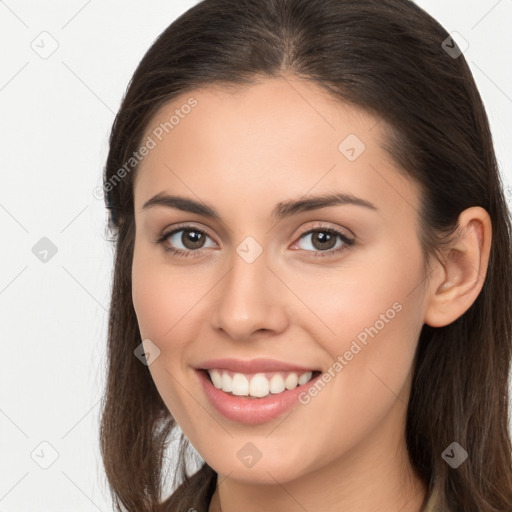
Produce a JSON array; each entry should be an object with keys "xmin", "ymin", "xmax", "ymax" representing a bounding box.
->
[{"xmin": 99, "ymin": 0, "xmax": 512, "ymax": 510}]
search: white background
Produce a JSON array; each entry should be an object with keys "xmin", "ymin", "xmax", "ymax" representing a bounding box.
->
[{"xmin": 1, "ymin": 1, "xmax": 511, "ymax": 510}]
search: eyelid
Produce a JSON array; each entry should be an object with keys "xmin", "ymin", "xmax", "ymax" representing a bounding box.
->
[
  {"xmin": 159, "ymin": 220, "xmax": 354, "ymax": 242},
  {"xmin": 158, "ymin": 222, "xmax": 217, "ymax": 242},
  {"xmin": 294, "ymin": 221, "xmax": 355, "ymax": 240}
]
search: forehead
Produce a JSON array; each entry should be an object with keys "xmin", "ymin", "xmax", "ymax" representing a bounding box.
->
[
  {"xmin": 138, "ymin": 76, "xmax": 380, "ymax": 167},
  {"xmin": 133, "ymin": 77, "xmax": 420, "ymax": 223}
]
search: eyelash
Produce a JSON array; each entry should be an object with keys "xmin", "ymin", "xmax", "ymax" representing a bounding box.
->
[{"xmin": 155, "ymin": 223, "xmax": 356, "ymax": 259}]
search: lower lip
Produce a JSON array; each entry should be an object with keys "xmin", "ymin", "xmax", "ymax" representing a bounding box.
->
[{"xmin": 196, "ymin": 369, "xmax": 321, "ymax": 424}]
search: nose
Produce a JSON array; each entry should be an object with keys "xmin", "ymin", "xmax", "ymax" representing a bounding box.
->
[{"xmin": 210, "ymin": 245, "xmax": 289, "ymax": 341}]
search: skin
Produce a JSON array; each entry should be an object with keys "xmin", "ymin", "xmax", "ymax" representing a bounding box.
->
[{"xmin": 131, "ymin": 74, "xmax": 491, "ymax": 512}]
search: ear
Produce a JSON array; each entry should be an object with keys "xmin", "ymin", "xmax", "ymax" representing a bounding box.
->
[{"xmin": 424, "ymin": 206, "xmax": 492, "ymax": 328}]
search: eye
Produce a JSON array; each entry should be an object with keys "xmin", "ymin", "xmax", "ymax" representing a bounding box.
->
[
  {"xmin": 156, "ymin": 225, "xmax": 216, "ymax": 257},
  {"xmin": 292, "ymin": 226, "xmax": 355, "ymax": 258}
]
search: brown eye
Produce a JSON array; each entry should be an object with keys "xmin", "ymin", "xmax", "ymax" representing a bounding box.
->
[
  {"xmin": 309, "ymin": 230, "xmax": 338, "ymax": 251},
  {"xmin": 177, "ymin": 229, "xmax": 207, "ymax": 250},
  {"xmin": 295, "ymin": 227, "xmax": 355, "ymax": 259},
  {"xmin": 157, "ymin": 226, "xmax": 216, "ymax": 256}
]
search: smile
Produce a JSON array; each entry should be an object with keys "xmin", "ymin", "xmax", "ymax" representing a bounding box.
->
[{"xmin": 196, "ymin": 368, "xmax": 323, "ymax": 424}]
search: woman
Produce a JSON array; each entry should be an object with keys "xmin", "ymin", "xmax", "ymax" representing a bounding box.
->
[{"xmin": 99, "ymin": 0, "xmax": 512, "ymax": 511}]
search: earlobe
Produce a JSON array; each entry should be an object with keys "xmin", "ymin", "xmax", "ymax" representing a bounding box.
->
[{"xmin": 424, "ymin": 207, "xmax": 492, "ymax": 328}]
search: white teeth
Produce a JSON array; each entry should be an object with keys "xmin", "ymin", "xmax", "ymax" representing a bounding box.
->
[
  {"xmin": 298, "ymin": 371, "xmax": 313, "ymax": 385},
  {"xmin": 232, "ymin": 373, "xmax": 249, "ymax": 396},
  {"xmin": 249, "ymin": 373, "xmax": 270, "ymax": 398},
  {"xmin": 269, "ymin": 374, "xmax": 285, "ymax": 394},
  {"xmin": 209, "ymin": 369, "xmax": 223, "ymax": 389},
  {"xmin": 221, "ymin": 371, "xmax": 232, "ymax": 392},
  {"xmin": 284, "ymin": 373, "xmax": 298, "ymax": 390},
  {"xmin": 206, "ymin": 369, "xmax": 315, "ymax": 398}
]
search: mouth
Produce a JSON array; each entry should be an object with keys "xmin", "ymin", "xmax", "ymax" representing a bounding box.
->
[
  {"xmin": 196, "ymin": 366, "xmax": 325, "ymax": 424},
  {"xmin": 200, "ymin": 368, "xmax": 323, "ymax": 399}
]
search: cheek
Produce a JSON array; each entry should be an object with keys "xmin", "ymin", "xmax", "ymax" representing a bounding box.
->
[
  {"xmin": 287, "ymin": 237, "xmax": 425, "ymax": 345},
  {"xmin": 131, "ymin": 247, "xmax": 201, "ymax": 429},
  {"xmin": 289, "ymin": 239, "xmax": 426, "ymax": 412},
  {"xmin": 350, "ymin": 255, "xmax": 424, "ymax": 391},
  {"xmin": 131, "ymin": 257, "xmax": 171, "ymax": 339},
  {"xmin": 131, "ymin": 245, "xmax": 205, "ymax": 340}
]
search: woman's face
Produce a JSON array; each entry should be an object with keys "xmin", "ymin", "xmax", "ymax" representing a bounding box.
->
[{"xmin": 131, "ymin": 76, "xmax": 430, "ymax": 484}]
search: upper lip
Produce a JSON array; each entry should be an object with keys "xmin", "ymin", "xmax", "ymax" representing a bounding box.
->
[{"xmin": 196, "ymin": 358, "xmax": 320, "ymax": 374}]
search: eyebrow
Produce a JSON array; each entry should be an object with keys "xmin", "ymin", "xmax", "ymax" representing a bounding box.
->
[{"xmin": 142, "ymin": 192, "xmax": 378, "ymax": 221}]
